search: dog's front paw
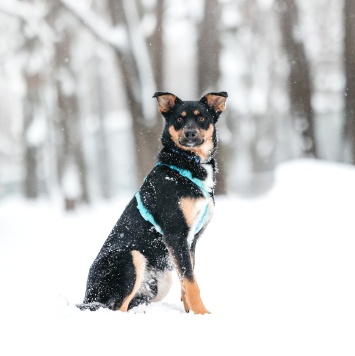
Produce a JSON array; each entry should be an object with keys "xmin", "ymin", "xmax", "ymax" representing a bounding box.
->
[
  {"xmin": 190, "ymin": 305, "xmax": 210, "ymax": 315},
  {"xmin": 181, "ymin": 289, "xmax": 210, "ymax": 314}
]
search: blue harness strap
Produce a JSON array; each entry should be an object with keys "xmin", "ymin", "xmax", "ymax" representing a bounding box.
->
[
  {"xmin": 156, "ymin": 162, "xmax": 211, "ymax": 197},
  {"xmin": 135, "ymin": 163, "xmax": 210, "ymax": 235},
  {"xmin": 135, "ymin": 192, "xmax": 162, "ymax": 233},
  {"xmin": 194, "ymin": 203, "xmax": 209, "ymax": 233}
]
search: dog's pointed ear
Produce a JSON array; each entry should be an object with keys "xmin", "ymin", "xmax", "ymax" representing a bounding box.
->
[
  {"xmin": 200, "ymin": 92, "xmax": 228, "ymax": 114},
  {"xmin": 153, "ymin": 92, "xmax": 182, "ymax": 114}
]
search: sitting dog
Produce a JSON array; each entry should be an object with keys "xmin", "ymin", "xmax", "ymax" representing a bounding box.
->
[{"xmin": 79, "ymin": 91, "xmax": 228, "ymax": 314}]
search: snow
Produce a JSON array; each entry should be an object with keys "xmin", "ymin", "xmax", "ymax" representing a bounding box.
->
[{"xmin": 1, "ymin": 159, "xmax": 355, "ymax": 356}]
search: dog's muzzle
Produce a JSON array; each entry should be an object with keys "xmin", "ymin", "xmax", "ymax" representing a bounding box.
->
[{"xmin": 179, "ymin": 129, "xmax": 204, "ymax": 147}]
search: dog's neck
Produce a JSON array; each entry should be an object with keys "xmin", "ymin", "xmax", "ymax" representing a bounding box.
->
[
  {"xmin": 167, "ymin": 147, "xmax": 202, "ymax": 164},
  {"xmin": 157, "ymin": 146, "xmax": 216, "ymax": 182}
]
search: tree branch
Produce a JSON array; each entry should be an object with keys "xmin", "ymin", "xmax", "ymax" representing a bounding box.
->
[
  {"xmin": 121, "ymin": 0, "xmax": 156, "ymax": 119},
  {"xmin": 0, "ymin": 0, "xmax": 37, "ymax": 20},
  {"xmin": 58, "ymin": 0, "xmax": 127, "ymax": 52},
  {"xmin": 0, "ymin": 1, "xmax": 55, "ymax": 46}
]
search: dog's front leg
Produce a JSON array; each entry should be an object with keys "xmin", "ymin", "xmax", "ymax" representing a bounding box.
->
[
  {"xmin": 180, "ymin": 248, "xmax": 197, "ymax": 312},
  {"xmin": 164, "ymin": 234, "xmax": 209, "ymax": 315}
]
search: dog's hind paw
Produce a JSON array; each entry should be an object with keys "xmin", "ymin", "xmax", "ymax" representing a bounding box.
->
[{"xmin": 76, "ymin": 302, "xmax": 107, "ymax": 311}]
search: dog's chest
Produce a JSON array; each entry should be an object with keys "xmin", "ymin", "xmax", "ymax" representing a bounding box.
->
[
  {"xmin": 200, "ymin": 163, "xmax": 215, "ymax": 227},
  {"xmin": 201, "ymin": 164, "xmax": 215, "ymax": 191},
  {"xmin": 183, "ymin": 164, "xmax": 215, "ymax": 247}
]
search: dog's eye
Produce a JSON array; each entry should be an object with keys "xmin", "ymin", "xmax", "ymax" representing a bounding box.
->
[
  {"xmin": 177, "ymin": 117, "xmax": 183, "ymax": 123},
  {"xmin": 198, "ymin": 117, "xmax": 205, "ymax": 123}
]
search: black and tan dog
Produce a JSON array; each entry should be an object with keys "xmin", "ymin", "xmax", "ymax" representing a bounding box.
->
[{"xmin": 79, "ymin": 91, "xmax": 228, "ymax": 314}]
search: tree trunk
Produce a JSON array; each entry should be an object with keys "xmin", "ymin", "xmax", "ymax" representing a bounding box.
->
[
  {"xmin": 148, "ymin": 0, "xmax": 164, "ymax": 91},
  {"xmin": 23, "ymin": 74, "xmax": 41, "ymax": 199},
  {"xmin": 94, "ymin": 55, "xmax": 112, "ymax": 199},
  {"xmin": 277, "ymin": 0, "xmax": 317, "ymax": 157},
  {"xmin": 197, "ymin": 0, "xmax": 220, "ymax": 95},
  {"xmin": 344, "ymin": 0, "xmax": 355, "ymax": 163},
  {"xmin": 54, "ymin": 28, "xmax": 90, "ymax": 210},
  {"xmin": 59, "ymin": 0, "xmax": 163, "ymax": 183},
  {"xmin": 145, "ymin": 0, "xmax": 165, "ymax": 166},
  {"xmin": 197, "ymin": 0, "xmax": 226, "ymax": 194},
  {"xmin": 108, "ymin": 0, "xmax": 162, "ymax": 183},
  {"xmin": 22, "ymin": 32, "xmax": 42, "ymax": 199}
]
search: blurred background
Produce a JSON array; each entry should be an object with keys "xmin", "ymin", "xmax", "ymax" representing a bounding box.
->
[{"xmin": 0, "ymin": 0, "xmax": 354, "ymax": 211}]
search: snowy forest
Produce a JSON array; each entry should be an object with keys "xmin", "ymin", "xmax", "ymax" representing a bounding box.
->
[
  {"xmin": 1, "ymin": 2, "xmax": 355, "ymax": 353},
  {"xmin": 0, "ymin": 0, "xmax": 354, "ymax": 210}
]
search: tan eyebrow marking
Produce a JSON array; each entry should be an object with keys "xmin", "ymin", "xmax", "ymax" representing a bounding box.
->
[
  {"xmin": 194, "ymin": 110, "xmax": 200, "ymax": 116},
  {"xmin": 181, "ymin": 111, "xmax": 187, "ymax": 117}
]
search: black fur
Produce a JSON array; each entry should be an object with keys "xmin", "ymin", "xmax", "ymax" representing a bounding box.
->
[{"xmin": 79, "ymin": 92, "xmax": 228, "ymax": 314}]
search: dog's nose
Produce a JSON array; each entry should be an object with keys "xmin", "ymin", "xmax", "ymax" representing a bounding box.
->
[{"xmin": 184, "ymin": 129, "xmax": 197, "ymax": 140}]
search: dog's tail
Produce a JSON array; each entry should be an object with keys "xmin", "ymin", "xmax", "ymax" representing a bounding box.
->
[{"xmin": 76, "ymin": 302, "xmax": 107, "ymax": 311}]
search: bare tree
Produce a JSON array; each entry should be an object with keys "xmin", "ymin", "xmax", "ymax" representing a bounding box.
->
[
  {"xmin": 197, "ymin": 0, "xmax": 220, "ymax": 94},
  {"xmin": 197, "ymin": 0, "xmax": 227, "ymax": 194},
  {"xmin": 224, "ymin": 0, "xmax": 279, "ymax": 196},
  {"xmin": 49, "ymin": 3, "xmax": 90, "ymax": 210},
  {"xmin": 344, "ymin": 0, "xmax": 355, "ymax": 163},
  {"xmin": 93, "ymin": 55, "xmax": 112, "ymax": 199},
  {"xmin": 147, "ymin": 0, "xmax": 164, "ymax": 91},
  {"xmin": 15, "ymin": 2, "xmax": 46, "ymax": 199},
  {"xmin": 0, "ymin": 1, "xmax": 43, "ymax": 199},
  {"xmin": 107, "ymin": 0, "xmax": 163, "ymax": 181},
  {"xmin": 23, "ymin": 61, "xmax": 43, "ymax": 199},
  {"xmin": 0, "ymin": 1, "xmax": 91, "ymax": 207},
  {"xmin": 22, "ymin": 50, "xmax": 42, "ymax": 199},
  {"xmin": 59, "ymin": 0, "xmax": 163, "ymax": 182},
  {"xmin": 277, "ymin": 0, "xmax": 317, "ymax": 157}
]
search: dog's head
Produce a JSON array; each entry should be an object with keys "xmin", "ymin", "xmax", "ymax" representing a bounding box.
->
[{"xmin": 153, "ymin": 92, "xmax": 228, "ymax": 162}]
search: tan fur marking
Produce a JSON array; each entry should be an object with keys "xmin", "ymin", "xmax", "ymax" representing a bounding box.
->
[
  {"xmin": 182, "ymin": 277, "xmax": 210, "ymax": 314},
  {"xmin": 180, "ymin": 250, "xmax": 196, "ymax": 312},
  {"xmin": 169, "ymin": 124, "xmax": 214, "ymax": 163},
  {"xmin": 179, "ymin": 197, "xmax": 205, "ymax": 227},
  {"xmin": 168, "ymin": 126, "xmax": 182, "ymax": 147},
  {"xmin": 166, "ymin": 246, "xmax": 208, "ymax": 314},
  {"xmin": 194, "ymin": 110, "xmax": 200, "ymax": 116},
  {"xmin": 181, "ymin": 111, "xmax": 187, "ymax": 117},
  {"xmin": 179, "ymin": 197, "xmax": 195, "ymax": 227},
  {"xmin": 205, "ymin": 94, "xmax": 227, "ymax": 112},
  {"xmin": 119, "ymin": 250, "xmax": 146, "ymax": 312}
]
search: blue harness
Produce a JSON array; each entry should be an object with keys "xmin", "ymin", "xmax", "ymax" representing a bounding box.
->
[{"xmin": 135, "ymin": 163, "xmax": 211, "ymax": 235}]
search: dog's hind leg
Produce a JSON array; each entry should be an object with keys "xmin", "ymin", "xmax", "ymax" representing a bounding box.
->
[
  {"xmin": 82, "ymin": 250, "xmax": 146, "ymax": 311},
  {"xmin": 118, "ymin": 250, "xmax": 147, "ymax": 312}
]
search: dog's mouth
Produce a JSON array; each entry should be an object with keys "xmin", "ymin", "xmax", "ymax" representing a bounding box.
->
[
  {"xmin": 178, "ymin": 137, "xmax": 205, "ymax": 148},
  {"xmin": 178, "ymin": 128, "xmax": 204, "ymax": 148}
]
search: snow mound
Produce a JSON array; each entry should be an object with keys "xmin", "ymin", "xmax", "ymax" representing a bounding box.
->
[{"xmin": 0, "ymin": 159, "xmax": 354, "ymax": 356}]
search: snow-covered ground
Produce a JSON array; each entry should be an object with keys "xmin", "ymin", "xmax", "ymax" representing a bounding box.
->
[{"xmin": 1, "ymin": 159, "xmax": 354, "ymax": 356}]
